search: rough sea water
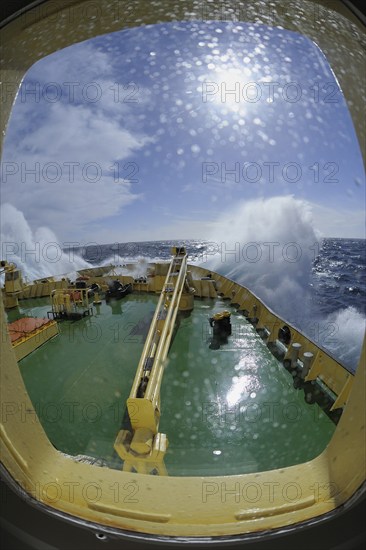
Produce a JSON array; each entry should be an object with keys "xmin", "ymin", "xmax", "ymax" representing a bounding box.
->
[
  {"xmin": 1, "ymin": 203, "xmax": 365, "ymax": 373},
  {"xmin": 74, "ymin": 236, "xmax": 365, "ymax": 373}
]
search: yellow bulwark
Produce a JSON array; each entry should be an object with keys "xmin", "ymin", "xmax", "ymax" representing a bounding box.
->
[
  {"xmin": 114, "ymin": 247, "xmax": 192, "ymax": 475},
  {"xmin": 0, "ymin": 0, "xmax": 365, "ymax": 539},
  {"xmin": 8, "ymin": 317, "xmax": 59, "ymax": 361},
  {"xmin": 0, "ymin": 261, "xmax": 27, "ymax": 309}
]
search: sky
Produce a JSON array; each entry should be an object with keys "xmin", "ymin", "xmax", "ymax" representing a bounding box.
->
[{"xmin": 1, "ymin": 21, "xmax": 365, "ymax": 245}]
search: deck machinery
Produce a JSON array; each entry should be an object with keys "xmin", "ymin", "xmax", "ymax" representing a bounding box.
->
[
  {"xmin": 114, "ymin": 247, "xmax": 194, "ymax": 475},
  {"xmin": 0, "ymin": 261, "xmax": 26, "ymax": 309}
]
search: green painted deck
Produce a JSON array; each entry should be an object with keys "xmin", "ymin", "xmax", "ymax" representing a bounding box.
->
[{"xmin": 11, "ymin": 294, "xmax": 335, "ymax": 476}]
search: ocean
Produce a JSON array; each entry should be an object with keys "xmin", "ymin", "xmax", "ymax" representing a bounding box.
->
[
  {"xmin": 312, "ymin": 238, "xmax": 365, "ymax": 316},
  {"xmin": 72, "ymin": 237, "xmax": 365, "ymax": 373},
  {"xmin": 2, "ymin": 234, "xmax": 364, "ymax": 373}
]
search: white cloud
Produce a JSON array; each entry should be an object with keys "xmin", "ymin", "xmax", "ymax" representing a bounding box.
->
[
  {"xmin": 16, "ymin": 101, "xmax": 150, "ymax": 165},
  {"xmin": 28, "ymin": 41, "xmax": 114, "ymax": 85},
  {"xmin": 310, "ymin": 203, "xmax": 365, "ymax": 238},
  {"xmin": 2, "ymin": 101, "xmax": 149, "ymax": 239},
  {"xmin": 2, "ymin": 40, "xmax": 154, "ymax": 241},
  {"xmin": 18, "ymin": 40, "xmax": 153, "ymax": 121}
]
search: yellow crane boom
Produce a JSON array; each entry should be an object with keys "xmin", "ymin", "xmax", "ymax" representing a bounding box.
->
[{"xmin": 114, "ymin": 247, "xmax": 192, "ymax": 475}]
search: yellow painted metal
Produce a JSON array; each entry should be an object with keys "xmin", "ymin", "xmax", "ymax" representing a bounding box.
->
[
  {"xmin": 50, "ymin": 287, "xmax": 92, "ymax": 317},
  {"xmin": 1, "ymin": 263, "xmax": 23, "ymax": 294},
  {"xmin": 0, "ymin": 262, "xmax": 365, "ymax": 536},
  {"xmin": 93, "ymin": 291, "xmax": 102, "ymax": 305},
  {"xmin": 212, "ymin": 310, "xmax": 231, "ymax": 321},
  {"xmin": 144, "ymin": 259, "xmax": 188, "ymax": 403},
  {"xmin": 114, "ymin": 249, "xmax": 190, "ymax": 474},
  {"xmin": 330, "ymin": 375, "xmax": 353, "ymax": 411},
  {"xmin": 0, "ymin": 262, "xmax": 26, "ymax": 308},
  {"xmin": 4, "ymin": 271, "xmax": 22, "ymax": 294},
  {"xmin": 191, "ymin": 265, "xmax": 355, "ymax": 406},
  {"xmin": 11, "ymin": 321, "xmax": 59, "ymax": 361},
  {"xmin": 2, "ymin": 294, "xmax": 19, "ymax": 309},
  {"xmin": 115, "ymin": 429, "xmax": 169, "ymax": 475},
  {"xmin": 1, "ymin": 0, "xmax": 365, "ymax": 539},
  {"xmin": 127, "ymin": 399, "xmax": 159, "ymax": 435},
  {"xmin": 4, "ymin": 279, "xmax": 68, "ymax": 301},
  {"xmin": 6, "ymin": 269, "xmax": 197, "ymax": 300},
  {"xmin": 179, "ymin": 292, "xmax": 194, "ymax": 311},
  {"xmin": 191, "ymin": 278, "xmax": 217, "ymax": 298}
]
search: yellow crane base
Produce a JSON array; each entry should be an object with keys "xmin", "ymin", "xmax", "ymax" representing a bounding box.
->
[{"xmin": 114, "ymin": 429, "xmax": 169, "ymax": 476}]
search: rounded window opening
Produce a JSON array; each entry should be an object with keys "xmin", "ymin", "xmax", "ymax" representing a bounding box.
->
[{"xmin": 1, "ymin": 19, "xmax": 364, "ymax": 479}]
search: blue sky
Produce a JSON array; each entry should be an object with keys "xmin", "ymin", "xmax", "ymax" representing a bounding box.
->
[{"xmin": 1, "ymin": 21, "xmax": 365, "ymax": 243}]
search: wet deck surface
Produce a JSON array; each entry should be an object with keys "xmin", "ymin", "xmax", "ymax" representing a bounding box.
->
[{"xmin": 11, "ymin": 295, "xmax": 335, "ymax": 476}]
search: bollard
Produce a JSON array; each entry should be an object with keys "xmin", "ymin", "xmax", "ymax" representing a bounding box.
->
[
  {"xmin": 291, "ymin": 343, "xmax": 302, "ymax": 369},
  {"xmin": 93, "ymin": 292, "xmax": 102, "ymax": 305},
  {"xmin": 302, "ymin": 352, "xmax": 314, "ymax": 379}
]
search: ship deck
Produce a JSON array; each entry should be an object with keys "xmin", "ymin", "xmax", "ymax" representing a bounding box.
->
[{"xmin": 8, "ymin": 294, "xmax": 335, "ymax": 476}]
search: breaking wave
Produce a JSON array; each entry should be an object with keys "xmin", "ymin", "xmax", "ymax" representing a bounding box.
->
[
  {"xmin": 199, "ymin": 196, "xmax": 364, "ymax": 371},
  {"xmin": 0, "ymin": 203, "xmax": 91, "ymax": 280},
  {"xmin": 1, "ymin": 199, "xmax": 364, "ymax": 371},
  {"xmin": 200, "ymin": 196, "xmax": 319, "ymax": 320},
  {"xmin": 322, "ymin": 307, "xmax": 365, "ymax": 370}
]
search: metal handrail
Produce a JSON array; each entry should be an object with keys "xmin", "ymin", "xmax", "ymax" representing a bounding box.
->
[
  {"xmin": 128, "ymin": 255, "xmax": 178, "ymax": 397},
  {"xmin": 146, "ymin": 255, "xmax": 187, "ymax": 403}
]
